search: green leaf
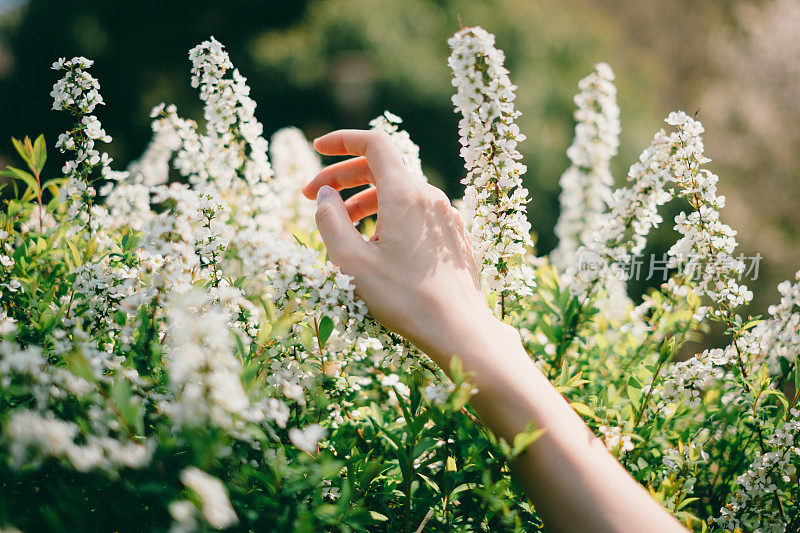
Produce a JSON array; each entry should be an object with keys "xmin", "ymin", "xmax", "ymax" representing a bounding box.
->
[
  {"xmin": 32, "ymin": 134, "xmax": 46, "ymax": 174},
  {"xmin": 35, "ymin": 236, "xmax": 47, "ymax": 254},
  {"xmin": 449, "ymin": 355, "xmax": 465, "ymax": 383},
  {"xmin": 84, "ymin": 237, "xmax": 98, "ymax": 261},
  {"xmin": 627, "ymin": 375, "xmax": 643, "ymax": 389},
  {"xmin": 64, "ymin": 350, "xmax": 96, "ymax": 383},
  {"xmin": 393, "ymin": 388, "xmax": 414, "ymax": 425},
  {"xmin": 368, "ymin": 511, "xmax": 388, "ymax": 522},
  {"xmin": 359, "ymin": 460, "xmax": 382, "ymax": 490},
  {"xmin": 317, "ymin": 315, "xmax": 334, "ymax": 347},
  {"xmin": 793, "ymin": 364, "xmax": 800, "ymax": 392},
  {"xmin": 557, "ymin": 357, "xmax": 570, "ymax": 387},
  {"xmin": 417, "ymin": 472, "xmax": 440, "ymax": 491},
  {"xmin": 292, "ymin": 234, "xmax": 308, "ymax": 248},
  {"xmin": 511, "ymin": 422, "xmax": 545, "ymax": 457},
  {"xmin": 110, "ymin": 377, "xmax": 145, "ymax": 436},
  {"xmin": 66, "ymin": 240, "xmax": 81, "ymax": 267},
  {"xmin": 570, "ymin": 401, "xmax": 600, "ymax": 421},
  {"xmin": 537, "ymin": 320, "xmax": 557, "ymax": 341},
  {"xmin": 11, "ymin": 137, "xmax": 33, "ymax": 170},
  {"xmin": 627, "ymin": 380, "xmax": 642, "ymax": 406},
  {"xmin": 1, "ymin": 166, "xmax": 38, "ymax": 194},
  {"xmin": 38, "ymin": 285, "xmax": 57, "ymax": 314},
  {"xmin": 658, "ymin": 337, "xmax": 676, "ymax": 364}
]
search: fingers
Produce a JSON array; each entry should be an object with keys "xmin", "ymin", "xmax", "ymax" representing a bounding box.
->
[
  {"xmin": 302, "ymin": 157, "xmax": 372, "ymax": 200},
  {"xmin": 344, "ymin": 187, "xmax": 378, "ymax": 222},
  {"xmin": 313, "ymin": 130, "xmax": 405, "ymax": 192},
  {"xmin": 314, "ymin": 185, "xmax": 368, "ymax": 271}
]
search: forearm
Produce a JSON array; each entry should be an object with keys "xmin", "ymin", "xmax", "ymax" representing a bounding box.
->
[
  {"xmin": 424, "ymin": 311, "xmax": 686, "ymax": 533},
  {"xmin": 306, "ymin": 129, "xmax": 685, "ymax": 532}
]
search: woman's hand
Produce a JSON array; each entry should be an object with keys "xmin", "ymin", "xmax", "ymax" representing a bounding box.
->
[
  {"xmin": 303, "ymin": 128, "xmax": 687, "ymax": 533},
  {"xmin": 302, "ymin": 129, "xmax": 508, "ymax": 365}
]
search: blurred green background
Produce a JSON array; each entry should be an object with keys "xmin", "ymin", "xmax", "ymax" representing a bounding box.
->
[{"xmin": 1, "ymin": 0, "xmax": 798, "ymax": 321}]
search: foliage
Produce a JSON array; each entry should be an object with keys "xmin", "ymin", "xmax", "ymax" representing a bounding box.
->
[{"xmin": 1, "ymin": 25, "xmax": 799, "ymax": 533}]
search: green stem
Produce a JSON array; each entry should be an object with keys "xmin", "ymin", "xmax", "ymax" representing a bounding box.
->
[
  {"xmin": 633, "ymin": 343, "xmax": 668, "ymax": 429},
  {"xmin": 32, "ymin": 168, "xmax": 43, "ymax": 232},
  {"xmin": 403, "ymin": 442, "xmax": 415, "ymax": 533}
]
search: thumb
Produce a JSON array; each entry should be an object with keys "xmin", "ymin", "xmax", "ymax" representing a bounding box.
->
[{"xmin": 314, "ymin": 185, "xmax": 367, "ymax": 270}]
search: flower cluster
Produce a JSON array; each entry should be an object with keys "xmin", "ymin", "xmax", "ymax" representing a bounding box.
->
[
  {"xmin": 716, "ymin": 414, "xmax": 800, "ymax": 532},
  {"xmin": 654, "ymin": 113, "xmax": 758, "ymax": 413},
  {"xmin": 448, "ymin": 27, "xmax": 534, "ymax": 307},
  {"xmin": 189, "ymin": 36, "xmax": 272, "ymax": 187},
  {"xmin": 597, "ymin": 424, "xmax": 634, "ymax": 454},
  {"xmin": 552, "ymin": 63, "xmax": 621, "ymax": 271},
  {"xmin": 568, "ymin": 128, "xmax": 672, "ymax": 295},
  {"xmin": 369, "ymin": 111, "xmax": 427, "ymax": 182},
  {"xmin": 269, "ymin": 126, "xmax": 322, "ymax": 231},
  {"xmin": 658, "ymin": 347, "xmax": 732, "ymax": 407},
  {"xmin": 4, "ymin": 26, "xmax": 800, "ymax": 532},
  {"xmin": 177, "ymin": 467, "xmax": 239, "ymax": 530},
  {"xmin": 662, "ymin": 111, "xmax": 752, "ymax": 312},
  {"xmin": 51, "ymin": 57, "xmax": 113, "ymax": 225},
  {"xmin": 161, "ymin": 290, "xmax": 254, "ymax": 429},
  {"xmin": 748, "ymin": 270, "xmax": 800, "ymax": 371}
]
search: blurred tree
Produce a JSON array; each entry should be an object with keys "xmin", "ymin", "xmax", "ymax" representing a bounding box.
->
[
  {"xmin": 0, "ymin": 0, "xmax": 307, "ymax": 171},
  {"xmin": 701, "ymin": 0, "xmax": 800, "ymax": 290},
  {"xmin": 5, "ymin": 0, "xmax": 790, "ymax": 321},
  {"xmin": 248, "ymin": 0, "xmax": 671, "ymax": 255},
  {"xmin": 1, "ymin": 0, "xmax": 672, "ymax": 256}
]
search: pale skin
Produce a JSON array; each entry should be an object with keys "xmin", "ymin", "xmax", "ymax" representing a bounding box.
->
[{"xmin": 302, "ymin": 129, "xmax": 688, "ymax": 533}]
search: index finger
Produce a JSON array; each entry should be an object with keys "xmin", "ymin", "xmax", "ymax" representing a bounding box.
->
[{"xmin": 313, "ymin": 129, "xmax": 406, "ymax": 191}]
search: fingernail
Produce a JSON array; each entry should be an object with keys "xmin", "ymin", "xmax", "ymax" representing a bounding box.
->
[{"xmin": 317, "ymin": 185, "xmax": 335, "ymax": 202}]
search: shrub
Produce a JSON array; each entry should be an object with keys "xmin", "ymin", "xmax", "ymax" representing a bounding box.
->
[{"xmin": 0, "ymin": 27, "xmax": 797, "ymax": 532}]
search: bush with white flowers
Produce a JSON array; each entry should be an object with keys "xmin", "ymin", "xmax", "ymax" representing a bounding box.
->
[{"xmin": 0, "ymin": 27, "xmax": 798, "ymax": 532}]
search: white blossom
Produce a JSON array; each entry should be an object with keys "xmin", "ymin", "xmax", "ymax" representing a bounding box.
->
[
  {"xmin": 716, "ymin": 414, "xmax": 800, "ymax": 532},
  {"xmin": 269, "ymin": 126, "xmax": 321, "ymax": 231},
  {"xmin": 598, "ymin": 424, "xmax": 634, "ymax": 453},
  {"xmin": 189, "ymin": 37, "xmax": 272, "ymax": 187},
  {"xmin": 180, "ymin": 467, "xmax": 239, "ymax": 530},
  {"xmin": 662, "ymin": 111, "xmax": 752, "ymax": 312},
  {"xmin": 162, "ymin": 290, "xmax": 252, "ymax": 429},
  {"xmin": 552, "ymin": 63, "xmax": 620, "ymax": 271},
  {"xmin": 51, "ymin": 57, "xmax": 113, "ymax": 225},
  {"xmin": 369, "ymin": 111, "xmax": 426, "ymax": 182},
  {"xmin": 448, "ymin": 27, "xmax": 534, "ymax": 304},
  {"xmin": 289, "ymin": 423, "xmax": 326, "ymax": 454},
  {"xmin": 569, "ymin": 129, "xmax": 672, "ymax": 295}
]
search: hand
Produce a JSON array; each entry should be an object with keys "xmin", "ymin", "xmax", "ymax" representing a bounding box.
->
[
  {"xmin": 304, "ymin": 130, "xmax": 687, "ymax": 533},
  {"xmin": 302, "ymin": 129, "xmax": 504, "ymax": 364}
]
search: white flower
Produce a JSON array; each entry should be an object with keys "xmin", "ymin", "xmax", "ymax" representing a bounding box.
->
[
  {"xmin": 423, "ymin": 381, "xmax": 455, "ymax": 406},
  {"xmin": 180, "ymin": 467, "xmax": 239, "ymax": 530},
  {"xmin": 552, "ymin": 63, "xmax": 621, "ymax": 272},
  {"xmin": 289, "ymin": 424, "xmax": 326, "ymax": 454},
  {"xmin": 369, "ymin": 111, "xmax": 426, "ymax": 182},
  {"xmin": 568, "ymin": 128, "xmax": 672, "ymax": 295},
  {"xmin": 662, "ymin": 114, "xmax": 750, "ymax": 310},
  {"xmin": 264, "ymin": 398, "xmax": 290, "ymax": 428},
  {"xmin": 598, "ymin": 425, "xmax": 634, "ymax": 453},
  {"xmin": 168, "ymin": 500, "xmax": 198, "ymax": 533},
  {"xmin": 269, "ymin": 126, "xmax": 322, "ymax": 231},
  {"xmin": 188, "ymin": 37, "xmax": 272, "ymax": 187},
  {"xmin": 51, "ymin": 57, "xmax": 113, "ymax": 225},
  {"xmin": 448, "ymin": 27, "xmax": 534, "ymax": 304},
  {"xmin": 161, "ymin": 289, "xmax": 251, "ymax": 429},
  {"xmin": 716, "ymin": 416, "xmax": 800, "ymax": 531},
  {"xmin": 6, "ymin": 410, "xmax": 78, "ymax": 466},
  {"xmin": 0, "ymin": 311, "xmax": 17, "ymax": 335}
]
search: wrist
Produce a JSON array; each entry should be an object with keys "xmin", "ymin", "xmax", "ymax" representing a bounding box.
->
[{"xmin": 420, "ymin": 303, "xmax": 527, "ymax": 379}]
